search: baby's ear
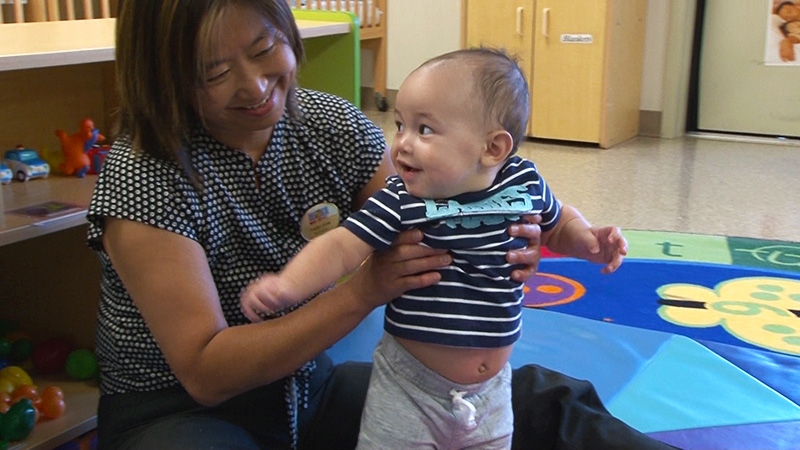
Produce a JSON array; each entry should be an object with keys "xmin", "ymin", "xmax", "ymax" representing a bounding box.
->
[{"xmin": 482, "ymin": 130, "xmax": 514, "ymax": 167}]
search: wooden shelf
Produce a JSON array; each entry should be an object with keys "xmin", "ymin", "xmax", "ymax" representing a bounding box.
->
[
  {"xmin": 0, "ymin": 175, "xmax": 97, "ymax": 247},
  {"xmin": 0, "ymin": 19, "xmax": 115, "ymax": 71},
  {"xmin": 0, "ymin": 18, "xmax": 350, "ymax": 72},
  {"xmin": 6, "ymin": 377, "xmax": 100, "ymax": 450}
]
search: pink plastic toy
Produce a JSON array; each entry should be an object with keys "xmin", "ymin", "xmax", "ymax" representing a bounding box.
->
[{"xmin": 55, "ymin": 118, "xmax": 105, "ymax": 178}]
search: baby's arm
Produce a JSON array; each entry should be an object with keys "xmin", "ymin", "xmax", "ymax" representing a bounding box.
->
[
  {"xmin": 240, "ymin": 227, "xmax": 374, "ymax": 321},
  {"xmin": 541, "ymin": 204, "xmax": 627, "ymax": 274}
]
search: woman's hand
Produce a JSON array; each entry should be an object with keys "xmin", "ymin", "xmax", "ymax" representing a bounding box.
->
[
  {"xmin": 507, "ymin": 215, "xmax": 543, "ymax": 282},
  {"xmin": 345, "ymin": 229, "xmax": 451, "ymax": 309}
]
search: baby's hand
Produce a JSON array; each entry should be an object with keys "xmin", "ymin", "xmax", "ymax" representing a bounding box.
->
[
  {"xmin": 240, "ymin": 274, "xmax": 289, "ymax": 322},
  {"xmin": 585, "ymin": 226, "xmax": 628, "ymax": 274}
]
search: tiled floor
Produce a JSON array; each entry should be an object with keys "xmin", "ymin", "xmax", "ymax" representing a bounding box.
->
[{"xmin": 364, "ymin": 108, "xmax": 800, "ymax": 242}]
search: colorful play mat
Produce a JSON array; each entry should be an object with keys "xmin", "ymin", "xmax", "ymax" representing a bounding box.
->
[{"xmin": 327, "ymin": 230, "xmax": 800, "ymax": 449}]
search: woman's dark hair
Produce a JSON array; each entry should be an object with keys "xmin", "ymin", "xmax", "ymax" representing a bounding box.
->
[{"xmin": 115, "ymin": 0, "xmax": 304, "ymax": 186}]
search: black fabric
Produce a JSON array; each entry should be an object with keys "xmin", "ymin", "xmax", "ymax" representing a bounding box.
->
[
  {"xmin": 298, "ymin": 361, "xmax": 373, "ymax": 450},
  {"xmin": 510, "ymin": 364, "xmax": 679, "ymax": 450},
  {"xmin": 98, "ymin": 354, "xmax": 336, "ymax": 450},
  {"xmin": 98, "ymin": 378, "xmax": 293, "ymax": 449},
  {"xmin": 98, "ymin": 357, "xmax": 677, "ymax": 449}
]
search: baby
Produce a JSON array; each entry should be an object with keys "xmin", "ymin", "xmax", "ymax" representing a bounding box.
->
[{"xmin": 241, "ymin": 48, "xmax": 627, "ymax": 449}]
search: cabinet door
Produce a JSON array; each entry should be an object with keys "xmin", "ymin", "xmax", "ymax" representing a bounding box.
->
[
  {"xmin": 530, "ymin": 0, "xmax": 607, "ymax": 143},
  {"xmin": 464, "ymin": 0, "xmax": 535, "ymax": 134}
]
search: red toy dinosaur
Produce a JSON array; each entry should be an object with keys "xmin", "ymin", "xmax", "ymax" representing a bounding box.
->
[{"xmin": 55, "ymin": 118, "xmax": 105, "ymax": 177}]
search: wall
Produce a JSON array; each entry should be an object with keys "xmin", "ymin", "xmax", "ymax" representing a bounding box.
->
[
  {"xmin": 365, "ymin": 0, "xmax": 675, "ymax": 121},
  {"xmin": 385, "ymin": 0, "xmax": 463, "ymax": 89},
  {"xmin": 640, "ymin": 0, "xmax": 669, "ymax": 113}
]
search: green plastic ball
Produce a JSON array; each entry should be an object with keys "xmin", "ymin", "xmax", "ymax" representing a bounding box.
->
[
  {"xmin": 8, "ymin": 338, "xmax": 32, "ymax": 363},
  {"xmin": 65, "ymin": 349, "xmax": 98, "ymax": 380},
  {"xmin": 0, "ymin": 338, "xmax": 10, "ymax": 357}
]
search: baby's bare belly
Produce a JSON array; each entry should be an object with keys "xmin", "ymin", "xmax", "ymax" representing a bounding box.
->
[{"xmin": 394, "ymin": 336, "xmax": 514, "ymax": 385}]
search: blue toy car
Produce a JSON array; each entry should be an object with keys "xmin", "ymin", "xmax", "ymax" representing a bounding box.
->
[
  {"xmin": 3, "ymin": 147, "xmax": 50, "ymax": 182},
  {"xmin": 0, "ymin": 162, "xmax": 11, "ymax": 185}
]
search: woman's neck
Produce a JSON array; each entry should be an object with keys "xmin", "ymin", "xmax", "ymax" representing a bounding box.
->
[{"xmin": 215, "ymin": 127, "xmax": 274, "ymax": 162}]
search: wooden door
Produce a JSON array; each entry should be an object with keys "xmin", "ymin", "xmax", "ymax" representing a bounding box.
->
[
  {"xmin": 530, "ymin": 0, "xmax": 607, "ymax": 143},
  {"xmin": 464, "ymin": 0, "xmax": 535, "ymax": 133}
]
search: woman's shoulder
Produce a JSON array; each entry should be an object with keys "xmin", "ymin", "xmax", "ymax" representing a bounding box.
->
[
  {"xmin": 105, "ymin": 136, "xmax": 178, "ymax": 170},
  {"xmin": 285, "ymin": 88, "xmax": 384, "ymax": 153},
  {"xmin": 295, "ymin": 88, "xmax": 357, "ymax": 111},
  {"xmin": 97, "ymin": 136, "xmax": 188, "ymax": 195},
  {"xmin": 87, "ymin": 137, "xmax": 199, "ymax": 249},
  {"xmin": 293, "ymin": 88, "xmax": 371, "ymax": 129}
]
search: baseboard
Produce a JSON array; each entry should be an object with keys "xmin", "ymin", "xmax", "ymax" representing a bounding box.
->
[
  {"xmin": 687, "ymin": 131, "xmax": 800, "ymax": 147},
  {"xmin": 638, "ymin": 110, "xmax": 662, "ymax": 137},
  {"xmin": 361, "ymin": 87, "xmax": 397, "ymax": 111}
]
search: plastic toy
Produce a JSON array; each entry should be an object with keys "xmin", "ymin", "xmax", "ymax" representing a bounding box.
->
[
  {"xmin": 65, "ymin": 349, "xmax": 98, "ymax": 380},
  {"xmin": 7, "ymin": 339, "xmax": 30, "ymax": 365},
  {"xmin": 55, "ymin": 118, "xmax": 105, "ymax": 178},
  {"xmin": 2, "ymin": 146, "xmax": 50, "ymax": 182},
  {"xmin": 31, "ymin": 338, "xmax": 72, "ymax": 375},
  {"xmin": 0, "ymin": 367, "xmax": 32, "ymax": 395},
  {"xmin": 0, "ymin": 397, "xmax": 36, "ymax": 443},
  {"xmin": 39, "ymin": 386, "xmax": 65, "ymax": 420},
  {"xmin": 0, "ymin": 163, "xmax": 11, "ymax": 185},
  {"xmin": 86, "ymin": 144, "xmax": 110, "ymax": 175}
]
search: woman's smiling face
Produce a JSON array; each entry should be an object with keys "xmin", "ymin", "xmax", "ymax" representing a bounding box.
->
[{"xmin": 194, "ymin": 4, "xmax": 297, "ymax": 152}]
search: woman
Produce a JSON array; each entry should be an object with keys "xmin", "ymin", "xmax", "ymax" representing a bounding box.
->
[{"xmin": 88, "ymin": 1, "xmax": 672, "ymax": 449}]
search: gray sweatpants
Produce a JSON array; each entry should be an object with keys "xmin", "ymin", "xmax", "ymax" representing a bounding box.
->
[{"xmin": 357, "ymin": 333, "xmax": 513, "ymax": 450}]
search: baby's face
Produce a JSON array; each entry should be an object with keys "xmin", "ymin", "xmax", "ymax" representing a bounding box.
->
[
  {"xmin": 391, "ymin": 63, "xmax": 494, "ymax": 199},
  {"xmin": 778, "ymin": 3, "xmax": 800, "ymax": 21}
]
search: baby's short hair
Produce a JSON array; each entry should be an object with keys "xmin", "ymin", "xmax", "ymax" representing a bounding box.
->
[{"xmin": 418, "ymin": 48, "xmax": 530, "ymax": 155}]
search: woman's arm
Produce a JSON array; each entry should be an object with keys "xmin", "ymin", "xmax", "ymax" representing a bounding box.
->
[{"xmin": 103, "ymin": 218, "xmax": 449, "ymax": 406}]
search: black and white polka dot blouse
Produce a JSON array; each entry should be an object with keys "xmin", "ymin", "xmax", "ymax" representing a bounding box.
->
[{"xmin": 87, "ymin": 88, "xmax": 386, "ymax": 395}]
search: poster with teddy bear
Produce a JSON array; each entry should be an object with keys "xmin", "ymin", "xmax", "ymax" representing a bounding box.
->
[{"xmin": 766, "ymin": 1, "xmax": 800, "ymax": 64}]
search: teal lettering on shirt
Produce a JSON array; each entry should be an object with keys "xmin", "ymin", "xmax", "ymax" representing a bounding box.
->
[{"xmin": 424, "ymin": 185, "xmax": 532, "ymax": 229}]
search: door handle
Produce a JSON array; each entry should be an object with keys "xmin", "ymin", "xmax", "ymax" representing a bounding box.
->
[
  {"xmin": 516, "ymin": 7, "xmax": 524, "ymax": 36},
  {"xmin": 542, "ymin": 7, "xmax": 550, "ymax": 39}
]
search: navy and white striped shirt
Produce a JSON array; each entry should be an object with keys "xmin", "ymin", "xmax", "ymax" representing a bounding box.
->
[{"xmin": 343, "ymin": 156, "xmax": 561, "ymax": 348}]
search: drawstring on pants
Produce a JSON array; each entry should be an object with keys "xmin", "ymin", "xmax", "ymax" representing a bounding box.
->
[{"xmin": 449, "ymin": 389, "xmax": 477, "ymax": 430}]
